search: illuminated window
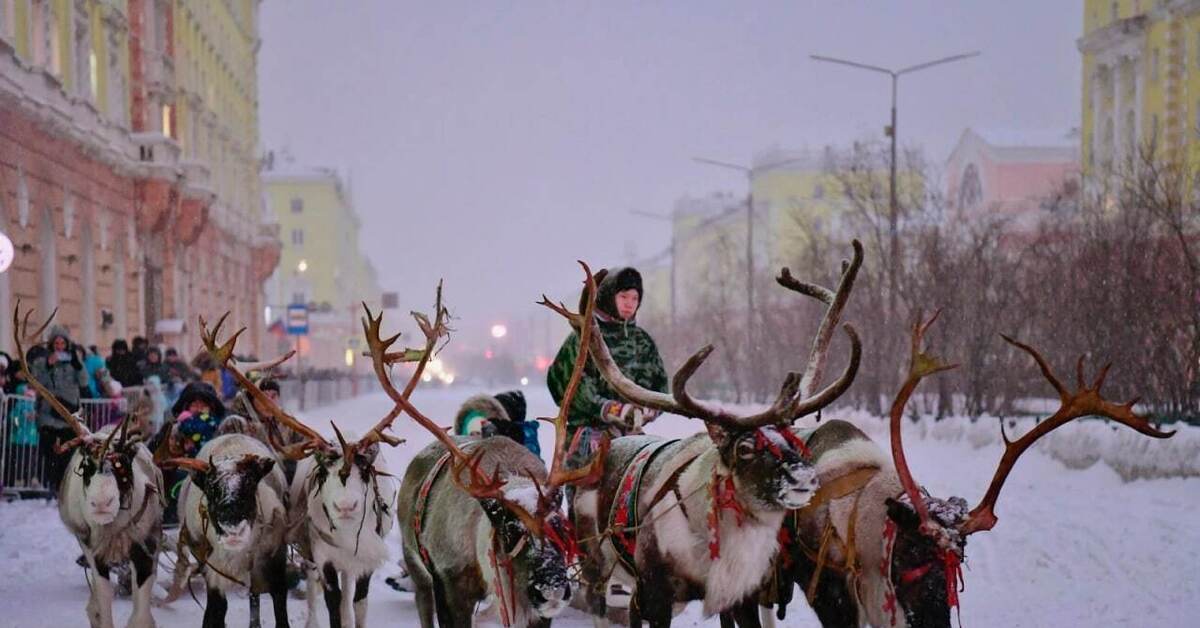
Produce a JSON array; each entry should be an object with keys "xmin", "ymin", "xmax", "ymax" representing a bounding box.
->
[
  {"xmin": 161, "ymin": 104, "xmax": 173, "ymax": 138},
  {"xmin": 89, "ymin": 51, "xmax": 98, "ymax": 102},
  {"xmin": 290, "ymin": 198, "xmax": 303, "ymax": 213}
]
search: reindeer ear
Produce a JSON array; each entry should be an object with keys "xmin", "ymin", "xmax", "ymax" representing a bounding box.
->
[
  {"xmin": 705, "ymin": 423, "xmax": 731, "ymax": 448},
  {"xmin": 242, "ymin": 455, "xmax": 276, "ymax": 482},
  {"xmin": 885, "ymin": 497, "xmax": 920, "ymax": 529}
]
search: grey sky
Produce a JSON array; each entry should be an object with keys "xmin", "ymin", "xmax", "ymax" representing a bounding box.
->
[{"xmin": 259, "ymin": 1, "xmax": 1080, "ymax": 348}]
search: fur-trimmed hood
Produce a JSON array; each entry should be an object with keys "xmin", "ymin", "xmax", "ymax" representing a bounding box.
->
[{"xmin": 453, "ymin": 394, "xmax": 511, "ymax": 436}]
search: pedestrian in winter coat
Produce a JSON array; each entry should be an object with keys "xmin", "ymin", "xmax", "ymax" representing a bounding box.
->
[
  {"xmin": 82, "ymin": 348, "xmax": 106, "ymax": 398},
  {"xmin": 106, "ymin": 339, "xmax": 144, "ymax": 387},
  {"xmin": 163, "ymin": 348, "xmax": 197, "ymax": 383},
  {"xmin": 140, "ymin": 346, "xmax": 171, "ymax": 384},
  {"xmin": 453, "ymin": 390, "xmax": 541, "ymax": 456},
  {"xmin": 547, "ymin": 267, "xmax": 668, "ymax": 454},
  {"xmin": 171, "ymin": 381, "xmax": 227, "ymax": 455},
  {"xmin": 30, "ymin": 325, "xmax": 90, "ymax": 492}
]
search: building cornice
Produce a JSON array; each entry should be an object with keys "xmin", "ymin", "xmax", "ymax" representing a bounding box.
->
[{"xmin": 1078, "ymin": 15, "xmax": 1148, "ymax": 55}]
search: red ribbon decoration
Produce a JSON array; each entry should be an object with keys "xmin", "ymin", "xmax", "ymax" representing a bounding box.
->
[{"xmin": 707, "ymin": 473, "xmax": 747, "ymax": 559}]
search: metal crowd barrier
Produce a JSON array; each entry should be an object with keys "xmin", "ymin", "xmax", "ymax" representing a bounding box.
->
[{"xmin": 0, "ymin": 395, "xmax": 129, "ymax": 500}]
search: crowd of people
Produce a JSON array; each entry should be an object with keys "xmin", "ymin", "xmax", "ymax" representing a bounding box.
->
[{"xmin": 0, "ymin": 329, "xmax": 256, "ymax": 495}]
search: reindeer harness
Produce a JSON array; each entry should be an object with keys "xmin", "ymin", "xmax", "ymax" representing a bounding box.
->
[{"xmin": 608, "ymin": 439, "xmax": 679, "ymax": 573}]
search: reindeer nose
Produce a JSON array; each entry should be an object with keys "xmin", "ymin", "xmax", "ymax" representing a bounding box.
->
[
  {"xmin": 334, "ymin": 499, "xmax": 359, "ymax": 514},
  {"xmin": 91, "ymin": 495, "xmax": 116, "ymax": 510}
]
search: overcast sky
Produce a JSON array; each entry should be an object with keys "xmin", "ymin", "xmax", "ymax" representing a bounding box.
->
[{"xmin": 259, "ymin": 1, "xmax": 1080, "ymax": 348}]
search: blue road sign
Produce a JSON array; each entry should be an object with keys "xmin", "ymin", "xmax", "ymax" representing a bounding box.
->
[{"xmin": 286, "ymin": 304, "xmax": 309, "ymax": 335}]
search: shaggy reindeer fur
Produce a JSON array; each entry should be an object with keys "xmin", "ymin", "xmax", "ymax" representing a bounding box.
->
[
  {"xmin": 59, "ymin": 426, "xmax": 165, "ymax": 628},
  {"xmin": 575, "ymin": 430, "xmax": 817, "ymax": 627},
  {"xmin": 289, "ymin": 445, "xmax": 398, "ymax": 628},
  {"xmin": 397, "ymin": 436, "xmax": 570, "ymax": 628},
  {"xmin": 776, "ymin": 420, "xmax": 911, "ymax": 628},
  {"xmin": 177, "ymin": 434, "xmax": 291, "ymax": 628}
]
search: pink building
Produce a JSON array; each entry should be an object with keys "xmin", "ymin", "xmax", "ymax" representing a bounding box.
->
[{"xmin": 945, "ymin": 128, "xmax": 1079, "ymax": 230}]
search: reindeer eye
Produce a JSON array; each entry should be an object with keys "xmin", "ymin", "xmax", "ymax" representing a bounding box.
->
[{"xmin": 737, "ymin": 440, "xmax": 756, "ymax": 459}]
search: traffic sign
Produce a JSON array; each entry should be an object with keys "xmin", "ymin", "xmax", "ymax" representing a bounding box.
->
[{"xmin": 286, "ymin": 304, "xmax": 309, "ymax": 335}]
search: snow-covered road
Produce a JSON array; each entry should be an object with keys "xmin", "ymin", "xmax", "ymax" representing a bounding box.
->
[{"xmin": 0, "ymin": 386, "xmax": 1195, "ymax": 627}]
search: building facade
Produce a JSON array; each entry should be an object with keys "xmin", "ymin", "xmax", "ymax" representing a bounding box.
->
[
  {"xmin": 262, "ymin": 155, "xmax": 381, "ymax": 371},
  {"xmin": 945, "ymin": 128, "xmax": 1079, "ymax": 229},
  {"xmin": 1079, "ymin": 0, "xmax": 1200, "ymax": 175},
  {"xmin": 0, "ymin": 0, "xmax": 278, "ymax": 356}
]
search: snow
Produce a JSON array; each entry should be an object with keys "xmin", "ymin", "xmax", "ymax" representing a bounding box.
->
[{"xmin": 0, "ymin": 386, "xmax": 1196, "ymax": 627}]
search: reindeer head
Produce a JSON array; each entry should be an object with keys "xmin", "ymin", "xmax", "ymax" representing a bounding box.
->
[
  {"xmin": 478, "ymin": 483, "xmax": 574, "ymax": 618},
  {"xmin": 711, "ymin": 424, "xmax": 819, "ymax": 511},
  {"xmin": 172, "ymin": 454, "xmax": 277, "ymax": 552},
  {"xmin": 879, "ymin": 312, "xmax": 1175, "ymax": 628},
  {"xmin": 10, "ymin": 304, "xmax": 145, "ymax": 525}
]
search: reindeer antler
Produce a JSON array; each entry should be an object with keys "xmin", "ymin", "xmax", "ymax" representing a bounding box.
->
[
  {"xmin": 956, "ymin": 335, "xmax": 1175, "ymax": 535},
  {"xmin": 11, "ymin": 303, "xmax": 91, "ymax": 440},
  {"xmin": 537, "ymin": 261, "xmax": 607, "ymax": 494},
  {"xmin": 362, "ymin": 286, "xmax": 544, "ymax": 527},
  {"xmin": 550, "ymin": 244, "xmax": 862, "ymax": 432},
  {"xmin": 778, "ymin": 239, "xmax": 864, "ymax": 401},
  {"xmin": 199, "ymin": 313, "xmax": 324, "ymax": 459},
  {"xmin": 888, "ymin": 310, "xmax": 958, "ymax": 532}
]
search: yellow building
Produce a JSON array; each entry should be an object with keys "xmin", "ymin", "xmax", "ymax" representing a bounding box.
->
[
  {"xmin": 1079, "ymin": 0, "xmax": 1200, "ymax": 175},
  {"xmin": 263, "ymin": 154, "xmax": 382, "ymax": 370}
]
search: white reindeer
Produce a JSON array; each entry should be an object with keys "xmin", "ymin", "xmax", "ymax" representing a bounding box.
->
[{"xmin": 13, "ymin": 305, "xmax": 165, "ymax": 628}]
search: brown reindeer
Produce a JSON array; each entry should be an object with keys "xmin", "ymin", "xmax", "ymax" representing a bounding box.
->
[
  {"xmin": 386, "ymin": 267, "xmax": 605, "ymax": 628},
  {"xmin": 772, "ymin": 312, "xmax": 1176, "ymax": 628},
  {"xmin": 548, "ymin": 244, "xmax": 863, "ymax": 628}
]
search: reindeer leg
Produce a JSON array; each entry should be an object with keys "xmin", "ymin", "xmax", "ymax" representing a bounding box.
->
[
  {"xmin": 406, "ymin": 554, "xmax": 437, "ymax": 628},
  {"xmin": 267, "ymin": 548, "xmax": 291, "ymax": 628},
  {"xmin": 202, "ymin": 587, "xmax": 228, "ymax": 628},
  {"xmin": 338, "ymin": 569, "xmax": 356, "ymax": 628},
  {"xmin": 85, "ymin": 553, "xmax": 117, "ymax": 628},
  {"xmin": 248, "ymin": 594, "xmax": 261, "ymax": 628},
  {"xmin": 322, "ymin": 563, "xmax": 344, "ymax": 628},
  {"xmin": 303, "ymin": 564, "xmax": 323, "ymax": 628},
  {"xmin": 352, "ymin": 572, "xmax": 371, "ymax": 628},
  {"xmin": 127, "ymin": 542, "xmax": 158, "ymax": 628}
]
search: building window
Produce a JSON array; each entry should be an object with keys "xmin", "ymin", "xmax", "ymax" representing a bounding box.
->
[
  {"xmin": 88, "ymin": 51, "xmax": 98, "ymax": 101},
  {"xmin": 290, "ymin": 197, "xmax": 303, "ymax": 213},
  {"xmin": 161, "ymin": 104, "xmax": 173, "ymax": 138},
  {"xmin": 958, "ymin": 164, "xmax": 982, "ymax": 211},
  {"xmin": 1111, "ymin": 1, "xmax": 1119, "ymax": 21},
  {"xmin": 812, "ymin": 183, "xmax": 825, "ymax": 199},
  {"xmin": 1152, "ymin": 48, "xmax": 1160, "ymax": 82},
  {"xmin": 291, "ymin": 228, "xmax": 304, "ymax": 246}
]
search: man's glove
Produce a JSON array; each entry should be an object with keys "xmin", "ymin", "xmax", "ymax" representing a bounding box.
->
[{"xmin": 600, "ymin": 401, "xmax": 658, "ymax": 433}]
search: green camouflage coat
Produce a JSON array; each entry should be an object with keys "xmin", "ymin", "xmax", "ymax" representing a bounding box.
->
[{"xmin": 546, "ymin": 267, "xmax": 668, "ymax": 438}]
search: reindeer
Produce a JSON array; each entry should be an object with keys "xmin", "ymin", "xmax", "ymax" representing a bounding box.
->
[
  {"xmin": 384, "ymin": 267, "xmax": 607, "ymax": 628},
  {"xmin": 278, "ymin": 292, "xmax": 448, "ymax": 628},
  {"xmin": 772, "ymin": 312, "xmax": 1176, "ymax": 628},
  {"xmin": 163, "ymin": 315, "xmax": 300, "ymax": 628},
  {"xmin": 544, "ymin": 245, "xmax": 863, "ymax": 628},
  {"xmin": 12, "ymin": 305, "xmax": 166, "ymax": 628}
]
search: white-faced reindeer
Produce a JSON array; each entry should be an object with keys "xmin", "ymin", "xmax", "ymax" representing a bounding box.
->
[
  {"xmin": 13, "ymin": 305, "xmax": 166, "ymax": 628},
  {"xmin": 773, "ymin": 313, "xmax": 1176, "ymax": 628},
  {"xmin": 546, "ymin": 246, "xmax": 863, "ymax": 628},
  {"xmin": 163, "ymin": 315, "xmax": 298, "ymax": 628},
  {"xmin": 279, "ymin": 293, "xmax": 447, "ymax": 628},
  {"xmin": 384, "ymin": 268, "xmax": 606, "ymax": 628}
]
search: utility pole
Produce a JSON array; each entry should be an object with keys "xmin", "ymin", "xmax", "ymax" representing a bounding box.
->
[{"xmin": 810, "ymin": 51, "xmax": 979, "ymax": 311}]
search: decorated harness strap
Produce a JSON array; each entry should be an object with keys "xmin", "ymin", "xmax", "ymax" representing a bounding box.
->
[
  {"xmin": 608, "ymin": 439, "xmax": 678, "ymax": 575},
  {"xmin": 412, "ymin": 451, "xmax": 454, "ymax": 573}
]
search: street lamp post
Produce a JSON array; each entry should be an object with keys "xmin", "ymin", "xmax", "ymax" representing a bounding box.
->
[
  {"xmin": 691, "ymin": 155, "xmax": 810, "ymax": 345},
  {"xmin": 810, "ymin": 51, "xmax": 979, "ymax": 309}
]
